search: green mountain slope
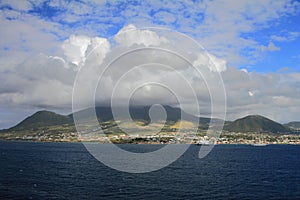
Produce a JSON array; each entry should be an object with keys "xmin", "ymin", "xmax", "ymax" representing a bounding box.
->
[
  {"xmin": 224, "ymin": 115, "xmax": 289, "ymax": 133},
  {"xmin": 8, "ymin": 110, "xmax": 73, "ymax": 131}
]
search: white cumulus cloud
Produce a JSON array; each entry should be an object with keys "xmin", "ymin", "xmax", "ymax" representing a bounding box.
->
[{"xmin": 114, "ymin": 24, "xmax": 169, "ymax": 47}]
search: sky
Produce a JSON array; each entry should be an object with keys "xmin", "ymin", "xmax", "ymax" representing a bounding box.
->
[{"xmin": 0, "ymin": 0, "xmax": 300, "ymax": 129}]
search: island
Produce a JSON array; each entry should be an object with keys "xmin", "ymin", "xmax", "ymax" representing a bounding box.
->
[{"xmin": 0, "ymin": 106, "xmax": 299, "ymax": 144}]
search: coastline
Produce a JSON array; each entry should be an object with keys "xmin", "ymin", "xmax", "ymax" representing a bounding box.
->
[{"xmin": 1, "ymin": 139, "xmax": 299, "ymax": 145}]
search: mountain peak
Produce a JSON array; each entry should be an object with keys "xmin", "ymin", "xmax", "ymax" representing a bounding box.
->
[
  {"xmin": 224, "ymin": 114, "xmax": 288, "ymax": 133},
  {"xmin": 9, "ymin": 110, "xmax": 73, "ymax": 131}
]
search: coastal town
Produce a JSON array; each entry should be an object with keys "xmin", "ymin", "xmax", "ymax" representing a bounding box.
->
[
  {"xmin": 1, "ymin": 126, "xmax": 300, "ymax": 145},
  {"xmin": 1, "ymin": 111, "xmax": 299, "ymax": 145}
]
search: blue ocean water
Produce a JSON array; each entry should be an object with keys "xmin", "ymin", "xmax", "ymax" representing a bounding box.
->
[{"xmin": 0, "ymin": 141, "xmax": 300, "ymax": 199}]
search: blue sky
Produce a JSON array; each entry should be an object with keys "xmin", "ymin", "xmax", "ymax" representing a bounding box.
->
[
  {"xmin": 0, "ymin": 0, "xmax": 300, "ymax": 128},
  {"xmin": 1, "ymin": 0, "xmax": 299, "ymax": 72}
]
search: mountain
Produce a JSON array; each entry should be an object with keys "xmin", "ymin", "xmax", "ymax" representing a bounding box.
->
[
  {"xmin": 7, "ymin": 110, "xmax": 73, "ymax": 131},
  {"xmin": 70, "ymin": 105, "xmax": 212, "ymax": 123},
  {"xmin": 224, "ymin": 115, "xmax": 289, "ymax": 133},
  {"xmin": 3, "ymin": 106, "xmax": 212, "ymax": 132},
  {"xmin": 3, "ymin": 107, "xmax": 291, "ymax": 134},
  {"xmin": 95, "ymin": 105, "xmax": 186, "ymax": 121},
  {"xmin": 285, "ymin": 122, "xmax": 300, "ymax": 129}
]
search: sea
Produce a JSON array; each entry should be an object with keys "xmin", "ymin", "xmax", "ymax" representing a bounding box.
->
[{"xmin": 0, "ymin": 141, "xmax": 300, "ymax": 199}]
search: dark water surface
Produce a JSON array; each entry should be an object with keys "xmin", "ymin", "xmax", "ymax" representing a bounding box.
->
[{"xmin": 1, "ymin": 141, "xmax": 300, "ymax": 199}]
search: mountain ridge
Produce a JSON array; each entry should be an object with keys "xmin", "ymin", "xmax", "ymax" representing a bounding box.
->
[
  {"xmin": 285, "ymin": 121, "xmax": 300, "ymax": 129},
  {"xmin": 1, "ymin": 107, "xmax": 297, "ymax": 134}
]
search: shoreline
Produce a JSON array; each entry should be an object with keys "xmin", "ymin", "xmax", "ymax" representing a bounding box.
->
[{"xmin": 1, "ymin": 139, "xmax": 299, "ymax": 145}]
